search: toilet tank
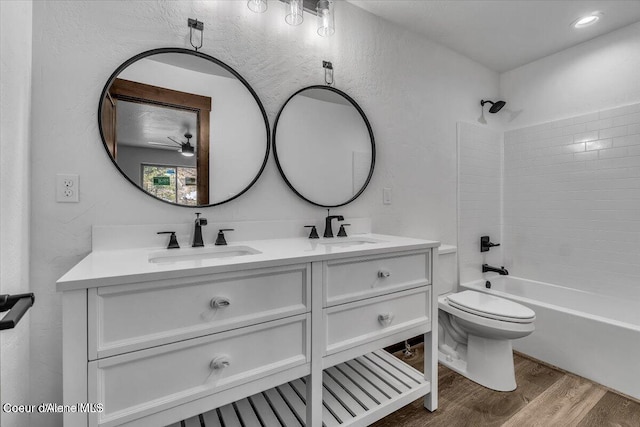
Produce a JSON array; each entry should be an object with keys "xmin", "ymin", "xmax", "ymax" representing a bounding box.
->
[{"xmin": 437, "ymin": 245, "xmax": 457, "ymax": 296}]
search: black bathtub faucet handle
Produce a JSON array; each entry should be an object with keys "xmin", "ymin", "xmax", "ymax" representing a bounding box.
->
[{"xmin": 480, "ymin": 236, "xmax": 500, "ymax": 252}]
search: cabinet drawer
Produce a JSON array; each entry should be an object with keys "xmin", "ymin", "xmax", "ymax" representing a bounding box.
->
[
  {"xmin": 324, "ymin": 287, "xmax": 430, "ymax": 355},
  {"xmin": 90, "ymin": 263, "xmax": 310, "ymax": 358},
  {"xmin": 324, "ymin": 250, "xmax": 430, "ymax": 306},
  {"xmin": 89, "ymin": 314, "xmax": 310, "ymax": 427}
]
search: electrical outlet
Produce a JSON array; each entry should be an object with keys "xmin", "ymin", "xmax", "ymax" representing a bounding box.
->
[{"xmin": 56, "ymin": 174, "xmax": 79, "ymax": 202}]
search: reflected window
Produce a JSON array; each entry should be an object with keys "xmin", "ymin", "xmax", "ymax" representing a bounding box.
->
[{"xmin": 141, "ymin": 164, "xmax": 197, "ymax": 205}]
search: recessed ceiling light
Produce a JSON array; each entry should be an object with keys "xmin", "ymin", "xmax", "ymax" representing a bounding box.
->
[{"xmin": 573, "ymin": 12, "xmax": 602, "ymax": 28}]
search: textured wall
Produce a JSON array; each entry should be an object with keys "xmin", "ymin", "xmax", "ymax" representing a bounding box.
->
[
  {"xmin": 457, "ymin": 122, "xmax": 503, "ymax": 285},
  {"xmin": 29, "ymin": 1, "xmax": 498, "ymax": 425},
  {"xmin": 1, "ymin": 1, "xmax": 32, "ymax": 426},
  {"xmin": 504, "ymin": 103, "xmax": 640, "ymax": 300},
  {"xmin": 500, "ymin": 22, "xmax": 640, "ymax": 130}
]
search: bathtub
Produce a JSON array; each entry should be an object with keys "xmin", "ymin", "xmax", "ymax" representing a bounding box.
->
[{"xmin": 461, "ymin": 276, "xmax": 640, "ymax": 400}]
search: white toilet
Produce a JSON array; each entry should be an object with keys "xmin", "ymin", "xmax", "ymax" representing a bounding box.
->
[{"xmin": 437, "ymin": 247, "xmax": 535, "ymax": 391}]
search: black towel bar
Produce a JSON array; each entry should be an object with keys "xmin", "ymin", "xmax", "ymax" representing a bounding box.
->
[{"xmin": 0, "ymin": 293, "xmax": 35, "ymax": 330}]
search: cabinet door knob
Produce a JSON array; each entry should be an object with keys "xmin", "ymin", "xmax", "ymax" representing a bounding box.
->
[
  {"xmin": 378, "ymin": 313, "xmax": 394, "ymax": 326},
  {"xmin": 210, "ymin": 355, "xmax": 231, "ymax": 370},
  {"xmin": 210, "ymin": 297, "xmax": 231, "ymax": 309},
  {"xmin": 378, "ymin": 270, "xmax": 391, "ymax": 278}
]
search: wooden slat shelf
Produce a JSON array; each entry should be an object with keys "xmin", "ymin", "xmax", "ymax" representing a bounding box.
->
[{"xmin": 169, "ymin": 350, "xmax": 431, "ymax": 427}]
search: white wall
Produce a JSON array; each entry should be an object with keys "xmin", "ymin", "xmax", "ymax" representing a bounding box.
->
[
  {"xmin": 457, "ymin": 122, "xmax": 503, "ymax": 285},
  {"xmin": 0, "ymin": 1, "xmax": 32, "ymax": 426},
  {"xmin": 504, "ymin": 104, "xmax": 640, "ymax": 300},
  {"xmin": 29, "ymin": 1, "xmax": 498, "ymax": 425},
  {"xmin": 501, "ymin": 22, "xmax": 640, "ymax": 130}
]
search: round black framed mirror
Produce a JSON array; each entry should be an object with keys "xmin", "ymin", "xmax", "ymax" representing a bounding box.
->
[
  {"xmin": 273, "ymin": 86, "xmax": 375, "ymax": 207},
  {"xmin": 98, "ymin": 48, "xmax": 270, "ymax": 207}
]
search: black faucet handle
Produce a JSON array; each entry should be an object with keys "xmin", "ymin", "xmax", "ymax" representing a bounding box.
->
[
  {"xmin": 157, "ymin": 231, "xmax": 180, "ymax": 249},
  {"xmin": 215, "ymin": 229, "xmax": 234, "ymax": 246},
  {"xmin": 195, "ymin": 212, "xmax": 208, "ymax": 225},
  {"xmin": 480, "ymin": 236, "xmax": 500, "ymax": 252},
  {"xmin": 337, "ymin": 224, "xmax": 350, "ymax": 237},
  {"xmin": 304, "ymin": 225, "xmax": 319, "ymax": 239}
]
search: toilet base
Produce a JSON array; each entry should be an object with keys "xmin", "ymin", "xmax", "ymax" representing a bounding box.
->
[{"xmin": 438, "ymin": 336, "xmax": 516, "ymax": 391}]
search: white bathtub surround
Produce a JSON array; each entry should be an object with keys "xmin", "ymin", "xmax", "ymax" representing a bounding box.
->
[
  {"xmin": 503, "ymin": 102, "xmax": 640, "ymax": 301},
  {"xmin": 457, "ymin": 122, "xmax": 504, "ymax": 284},
  {"xmin": 463, "ymin": 276, "xmax": 640, "ymax": 400}
]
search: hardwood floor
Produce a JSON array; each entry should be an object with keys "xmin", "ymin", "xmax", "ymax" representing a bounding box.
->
[{"xmin": 372, "ymin": 344, "xmax": 640, "ymax": 427}]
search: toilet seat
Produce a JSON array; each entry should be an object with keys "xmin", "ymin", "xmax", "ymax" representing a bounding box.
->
[{"xmin": 446, "ymin": 291, "xmax": 535, "ymax": 324}]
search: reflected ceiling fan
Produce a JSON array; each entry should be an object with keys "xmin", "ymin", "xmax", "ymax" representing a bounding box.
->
[{"xmin": 148, "ymin": 132, "xmax": 195, "ymax": 157}]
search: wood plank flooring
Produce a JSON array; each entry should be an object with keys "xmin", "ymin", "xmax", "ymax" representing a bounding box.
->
[{"xmin": 372, "ymin": 344, "xmax": 640, "ymax": 427}]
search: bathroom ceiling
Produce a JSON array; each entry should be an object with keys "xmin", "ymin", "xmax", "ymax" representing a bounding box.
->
[{"xmin": 347, "ymin": 0, "xmax": 640, "ymax": 73}]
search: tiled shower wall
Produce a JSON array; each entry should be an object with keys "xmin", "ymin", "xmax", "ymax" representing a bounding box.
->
[
  {"xmin": 458, "ymin": 122, "xmax": 503, "ymax": 284},
  {"xmin": 504, "ymin": 103, "xmax": 640, "ymax": 300}
]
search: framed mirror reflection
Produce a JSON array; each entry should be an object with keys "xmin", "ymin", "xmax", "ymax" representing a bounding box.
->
[
  {"xmin": 98, "ymin": 48, "xmax": 270, "ymax": 207},
  {"xmin": 273, "ymin": 86, "xmax": 375, "ymax": 207}
]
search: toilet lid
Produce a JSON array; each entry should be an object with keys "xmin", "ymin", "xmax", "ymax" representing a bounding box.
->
[{"xmin": 446, "ymin": 290, "xmax": 535, "ymax": 323}]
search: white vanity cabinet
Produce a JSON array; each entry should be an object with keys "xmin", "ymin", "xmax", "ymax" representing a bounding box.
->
[{"xmin": 58, "ymin": 234, "xmax": 438, "ymax": 427}]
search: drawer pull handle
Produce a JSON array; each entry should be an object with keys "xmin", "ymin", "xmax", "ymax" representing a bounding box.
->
[
  {"xmin": 210, "ymin": 297, "xmax": 231, "ymax": 309},
  {"xmin": 210, "ymin": 355, "xmax": 231, "ymax": 370},
  {"xmin": 378, "ymin": 270, "xmax": 391, "ymax": 278},
  {"xmin": 378, "ymin": 313, "xmax": 394, "ymax": 326}
]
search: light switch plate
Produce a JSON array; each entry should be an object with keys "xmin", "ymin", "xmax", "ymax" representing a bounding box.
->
[{"xmin": 383, "ymin": 187, "xmax": 392, "ymax": 205}]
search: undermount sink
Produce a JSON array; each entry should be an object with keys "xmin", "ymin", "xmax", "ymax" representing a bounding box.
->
[
  {"xmin": 148, "ymin": 246, "xmax": 261, "ymax": 264},
  {"xmin": 318, "ymin": 237, "xmax": 385, "ymax": 247}
]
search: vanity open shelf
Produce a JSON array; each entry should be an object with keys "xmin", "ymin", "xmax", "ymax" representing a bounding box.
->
[
  {"xmin": 58, "ymin": 228, "xmax": 438, "ymax": 427},
  {"xmin": 172, "ymin": 350, "xmax": 430, "ymax": 427}
]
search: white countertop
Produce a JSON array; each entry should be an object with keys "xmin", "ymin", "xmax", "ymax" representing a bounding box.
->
[{"xmin": 57, "ymin": 234, "xmax": 440, "ymax": 291}]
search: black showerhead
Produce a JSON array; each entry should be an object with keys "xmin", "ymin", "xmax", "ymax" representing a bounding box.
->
[{"xmin": 481, "ymin": 100, "xmax": 506, "ymax": 113}]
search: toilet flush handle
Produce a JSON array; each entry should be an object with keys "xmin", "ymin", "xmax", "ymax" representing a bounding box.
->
[{"xmin": 378, "ymin": 270, "xmax": 391, "ymax": 278}]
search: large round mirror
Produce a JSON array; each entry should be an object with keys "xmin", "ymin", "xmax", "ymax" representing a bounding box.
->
[
  {"xmin": 273, "ymin": 86, "xmax": 375, "ymax": 207},
  {"xmin": 98, "ymin": 48, "xmax": 270, "ymax": 207}
]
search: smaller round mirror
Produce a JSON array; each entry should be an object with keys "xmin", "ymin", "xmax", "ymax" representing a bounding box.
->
[{"xmin": 273, "ymin": 86, "xmax": 375, "ymax": 207}]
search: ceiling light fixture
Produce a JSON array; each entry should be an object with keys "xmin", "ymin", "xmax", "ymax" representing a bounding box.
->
[
  {"xmin": 317, "ymin": 0, "xmax": 335, "ymax": 37},
  {"xmin": 285, "ymin": 0, "xmax": 304, "ymax": 26},
  {"xmin": 572, "ymin": 12, "xmax": 602, "ymax": 28},
  {"xmin": 248, "ymin": 0, "xmax": 335, "ymax": 37}
]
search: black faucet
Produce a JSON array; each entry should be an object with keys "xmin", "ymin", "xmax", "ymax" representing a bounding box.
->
[
  {"xmin": 192, "ymin": 212, "xmax": 207, "ymax": 247},
  {"xmin": 482, "ymin": 264, "xmax": 509, "ymax": 275},
  {"xmin": 324, "ymin": 209, "xmax": 344, "ymax": 238}
]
